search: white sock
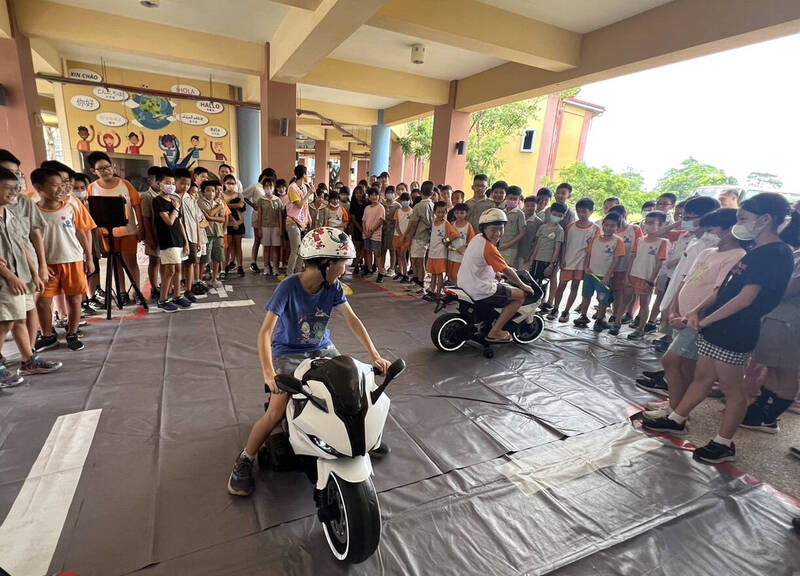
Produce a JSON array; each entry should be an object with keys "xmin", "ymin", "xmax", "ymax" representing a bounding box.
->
[
  {"xmin": 242, "ymin": 449, "xmax": 255, "ymax": 461},
  {"xmin": 668, "ymin": 411, "xmax": 687, "ymax": 425},
  {"xmin": 713, "ymin": 434, "xmax": 732, "ymax": 447}
]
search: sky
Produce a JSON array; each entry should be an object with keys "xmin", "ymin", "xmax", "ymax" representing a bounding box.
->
[{"xmin": 579, "ymin": 32, "xmax": 800, "ymax": 192}]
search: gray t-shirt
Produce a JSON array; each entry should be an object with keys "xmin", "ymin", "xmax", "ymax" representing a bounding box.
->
[
  {"xmin": 8, "ymin": 194, "xmax": 45, "ymax": 263},
  {"xmin": 411, "ymin": 198, "xmax": 434, "ymax": 241},
  {"xmin": 466, "ymin": 197, "xmax": 495, "ymax": 234},
  {"xmin": 542, "ymin": 206, "xmax": 576, "ymax": 231},
  {"xmin": 383, "ymin": 200, "xmax": 401, "ymax": 235},
  {"xmin": 517, "ymin": 214, "xmax": 543, "ymax": 262},
  {"xmin": 500, "ymin": 207, "xmax": 526, "ymax": 247},
  {"xmin": 0, "ymin": 204, "xmax": 34, "ymax": 282},
  {"xmin": 534, "ymin": 222, "xmax": 565, "ymax": 263}
]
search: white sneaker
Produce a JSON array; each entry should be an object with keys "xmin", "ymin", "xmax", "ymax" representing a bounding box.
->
[
  {"xmin": 212, "ymin": 280, "xmax": 223, "ymax": 289},
  {"xmin": 646, "ymin": 398, "xmax": 670, "ymax": 410},
  {"xmin": 643, "ymin": 406, "xmax": 671, "ymax": 419}
]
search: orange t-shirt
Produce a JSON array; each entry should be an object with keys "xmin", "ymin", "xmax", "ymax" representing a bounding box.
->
[{"xmin": 87, "ymin": 177, "xmax": 141, "ymax": 237}]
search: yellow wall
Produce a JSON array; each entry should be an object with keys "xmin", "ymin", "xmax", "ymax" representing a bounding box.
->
[
  {"xmin": 60, "ymin": 61, "xmax": 236, "ymax": 170},
  {"xmin": 553, "ymin": 105, "xmax": 587, "ymax": 176}
]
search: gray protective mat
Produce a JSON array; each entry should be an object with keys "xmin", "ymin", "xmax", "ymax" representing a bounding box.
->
[{"xmin": 0, "ymin": 275, "xmax": 797, "ymax": 576}]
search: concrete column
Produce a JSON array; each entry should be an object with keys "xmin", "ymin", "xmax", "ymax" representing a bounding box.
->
[
  {"xmin": 357, "ymin": 159, "xmax": 369, "ymax": 183},
  {"xmin": 340, "ymin": 146, "xmax": 352, "ymax": 187},
  {"xmin": 260, "ymin": 43, "xmax": 296, "ymax": 181},
  {"xmin": 429, "ymin": 81, "xmax": 470, "ymax": 189},
  {"xmin": 0, "ymin": 6, "xmax": 46, "ymax": 172},
  {"xmin": 236, "ymin": 102, "xmax": 260, "ymax": 238},
  {"xmin": 369, "ymin": 110, "xmax": 391, "ymax": 176},
  {"xmin": 389, "ymin": 140, "xmax": 404, "ymax": 185},
  {"xmin": 314, "ymin": 136, "xmax": 330, "ymax": 187}
]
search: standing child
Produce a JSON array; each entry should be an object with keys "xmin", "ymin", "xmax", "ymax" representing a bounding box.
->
[
  {"xmin": 197, "ymin": 180, "xmax": 226, "ymax": 289},
  {"xmin": 574, "ymin": 212, "xmax": 625, "ymax": 332},
  {"xmin": 256, "ymin": 177, "xmax": 284, "ymax": 276},
  {"xmin": 361, "ymin": 187, "xmax": 386, "ymax": 282},
  {"xmin": 499, "ymin": 186, "xmax": 527, "ymax": 267},
  {"xmin": 531, "ymin": 202, "xmax": 566, "ymax": 308},
  {"xmin": 427, "ymin": 201, "xmax": 458, "ymax": 299},
  {"xmin": 153, "ymin": 173, "xmax": 190, "ymax": 312},
  {"xmin": 550, "ymin": 198, "xmax": 599, "ymax": 322},
  {"xmin": 516, "ymin": 196, "xmax": 543, "ymax": 271},
  {"xmin": 624, "ymin": 211, "xmax": 669, "ymax": 339},
  {"xmin": 382, "ymin": 186, "xmax": 401, "ymax": 275},
  {"xmin": 324, "ymin": 191, "xmax": 349, "ymax": 231},
  {"xmin": 607, "ymin": 205, "xmax": 643, "ymax": 326},
  {"xmin": 32, "ymin": 168, "xmax": 96, "ymax": 351},
  {"xmin": 223, "ymin": 174, "xmax": 246, "ymax": 276},
  {"xmin": 446, "ymin": 203, "xmax": 474, "ymax": 285},
  {"xmin": 174, "ymin": 169, "xmax": 200, "ymax": 303},
  {"xmin": 542, "ymin": 183, "xmax": 576, "ymax": 231},
  {"xmin": 393, "ymin": 192, "xmax": 413, "ymax": 282},
  {"xmin": 0, "ymin": 167, "xmax": 61, "ymax": 385}
]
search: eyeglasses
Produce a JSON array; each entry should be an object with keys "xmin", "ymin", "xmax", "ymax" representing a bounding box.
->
[
  {"xmin": 95, "ymin": 164, "xmax": 114, "ymax": 172},
  {"xmin": 656, "ymin": 201, "xmax": 672, "ymax": 207},
  {"xmin": 0, "ymin": 183, "xmax": 18, "ymax": 193}
]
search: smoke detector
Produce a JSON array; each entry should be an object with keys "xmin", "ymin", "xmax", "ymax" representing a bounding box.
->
[
  {"xmin": 140, "ymin": 0, "xmax": 160, "ymax": 7},
  {"xmin": 411, "ymin": 44, "xmax": 425, "ymax": 65}
]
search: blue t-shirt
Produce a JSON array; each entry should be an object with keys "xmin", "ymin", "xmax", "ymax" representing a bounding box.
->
[{"xmin": 266, "ymin": 274, "xmax": 347, "ymax": 356}]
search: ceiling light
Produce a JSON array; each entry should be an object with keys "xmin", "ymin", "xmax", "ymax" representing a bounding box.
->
[
  {"xmin": 140, "ymin": 0, "xmax": 160, "ymax": 7},
  {"xmin": 411, "ymin": 44, "xmax": 425, "ymax": 65}
]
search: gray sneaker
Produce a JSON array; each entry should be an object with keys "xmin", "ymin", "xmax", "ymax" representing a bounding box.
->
[
  {"xmin": 227, "ymin": 452, "xmax": 255, "ymax": 496},
  {"xmin": 0, "ymin": 365, "xmax": 23, "ymax": 388},
  {"xmin": 18, "ymin": 354, "xmax": 62, "ymax": 375},
  {"xmin": 173, "ymin": 296, "xmax": 192, "ymax": 308}
]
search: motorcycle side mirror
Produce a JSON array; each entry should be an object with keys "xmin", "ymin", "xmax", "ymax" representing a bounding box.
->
[
  {"xmin": 370, "ymin": 358, "xmax": 406, "ymax": 404},
  {"xmin": 275, "ymin": 374, "xmax": 328, "ymax": 413}
]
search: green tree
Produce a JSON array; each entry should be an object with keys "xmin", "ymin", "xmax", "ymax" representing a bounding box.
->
[
  {"xmin": 544, "ymin": 163, "xmax": 651, "ymax": 213},
  {"xmin": 746, "ymin": 171, "xmax": 783, "ymax": 189},
  {"xmin": 397, "ymin": 118, "xmax": 433, "ymax": 160},
  {"xmin": 654, "ymin": 157, "xmax": 736, "ymax": 199}
]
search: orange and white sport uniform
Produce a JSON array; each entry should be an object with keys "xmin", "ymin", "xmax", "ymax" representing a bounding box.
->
[
  {"xmin": 393, "ymin": 207, "xmax": 413, "ymax": 249},
  {"xmin": 427, "ymin": 219, "xmax": 459, "ymax": 275},
  {"xmin": 446, "ymin": 221, "xmax": 475, "ymax": 283},
  {"xmin": 560, "ymin": 221, "xmax": 599, "ymax": 281},
  {"xmin": 629, "ymin": 236, "xmax": 669, "ymax": 294},
  {"xmin": 457, "ymin": 234, "xmax": 509, "ymax": 300},
  {"xmin": 87, "ymin": 176, "xmax": 141, "ymax": 254},
  {"xmin": 37, "ymin": 197, "xmax": 96, "ymax": 297}
]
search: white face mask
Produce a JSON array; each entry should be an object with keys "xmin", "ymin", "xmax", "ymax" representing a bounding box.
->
[
  {"xmin": 702, "ymin": 232, "xmax": 720, "ymax": 246},
  {"xmin": 682, "ymin": 220, "xmax": 698, "ymax": 232},
  {"xmin": 264, "ymin": 188, "xmax": 274, "ymax": 197},
  {"xmin": 732, "ymin": 221, "xmax": 761, "ymax": 241},
  {"xmin": 164, "ymin": 184, "xmax": 176, "ymax": 195},
  {"xmin": 73, "ymin": 190, "xmax": 88, "ymax": 200}
]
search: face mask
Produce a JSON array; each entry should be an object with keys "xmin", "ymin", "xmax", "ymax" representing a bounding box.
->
[
  {"xmin": 73, "ymin": 190, "xmax": 88, "ymax": 200},
  {"xmin": 702, "ymin": 232, "xmax": 720, "ymax": 246},
  {"xmin": 682, "ymin": 220, "xmax": 698, "ymax": 232},
  {"xmin": 164, "ymin": 184, "xmax": 176, "ymax": 195},
  {"xmin": 506, "ymin": 200, "xmax": 519, "ymax": 210},
  {"xmin": 385, "ymin": 194, "xmax": 395, "ymax": 202},
  {"xmin": 401, "ymin": 200, "xmax": 410, "ymax": 208},
  {"xmin": 550, "ymin": 214, "xmax": 564, "ymax": 224},
  {"xmin": 732, "ymin": 221, "xmax": 761, "ymax": 241},
  {"xmin": 264, "ymin": 188, "xmax": 274, "ymax": 196}
]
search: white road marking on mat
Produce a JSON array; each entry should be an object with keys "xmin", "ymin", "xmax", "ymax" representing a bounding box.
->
[
  {"xmin": 209, "ymin": 287, "xmax": 228, "ymax": 298},
  {"xmin": 497, "ymin": 424, "xmax": 662, "ymax": 496},
  {"xmin": 148, "ymin": 299, "xmax": 255, "ymax": 313},
  {"xmin": 225, "ymin": 285, "xmax": 233, "ymax": 292},
  {"xmin": 0, "ymin": 409, "xmax": 102, "ymax": 576}
]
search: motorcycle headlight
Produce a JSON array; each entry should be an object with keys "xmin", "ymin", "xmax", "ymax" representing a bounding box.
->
[{"xmin": 309, "ymin": 434, "xmax": 345, "ymax": 457}]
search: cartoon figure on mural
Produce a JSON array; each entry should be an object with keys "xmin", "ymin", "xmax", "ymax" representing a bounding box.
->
[
  {"xmin": 186, "ymin": 135, "xmax": 207, "ymax": 159},
  {"xmin": 76, "ymin": 125, "xmax": 95, "ymax": 152},
  {"xmin": 159, "ymin": 134, "xmax": 194, "ymax": 170},
  {"xmin": 97, "ymin": 130, "xmax": 121, "ymax": 154},
  {"xmin": 210, "ymin": 140, "xmax": 227, "ymax": 161},
  {"xmin": 125, "ymin": 131, "xmax": 145, "ymax": 155}
]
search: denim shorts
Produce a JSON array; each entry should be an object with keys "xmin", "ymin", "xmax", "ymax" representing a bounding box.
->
[
  {"xmin": 666, "ymin": 326, "xmax": 698, "ymax": 360},
  {"xmin": 582, "ymin": 273, "xmax": 613, "ymax": 305},
  {"xmin": 273, "ymin": 346, "xmax": 341, "ymax": 379},
  {"xmin": 365, "ymin": 238, "xmax": 382, "ymax": 253}
]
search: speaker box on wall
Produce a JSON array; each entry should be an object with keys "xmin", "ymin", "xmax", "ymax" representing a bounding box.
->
[
  {"xmin": 455, "ymin": 140, "xmax": 466, "ymax": 155},
  {"xmin": 279, "ymin": 117, "xmax": 289, "ymax": 137}
]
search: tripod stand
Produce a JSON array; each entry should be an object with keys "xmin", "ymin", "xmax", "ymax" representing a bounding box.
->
[{"xmin": 88, "ymin": 196, "xmax": 148, "ymax": 319}]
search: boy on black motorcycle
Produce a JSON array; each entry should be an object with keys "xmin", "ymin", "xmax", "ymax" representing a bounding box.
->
[
  {"xmin": 457, "ymin": 208, "xmax": 536, "ymax": 343},
  {"xmin": 228, "ymin": 227, "xmax": 391, "ymax": 496}
]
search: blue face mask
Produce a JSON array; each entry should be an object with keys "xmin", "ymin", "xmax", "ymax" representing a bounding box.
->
[
  {"xmin": 683, "ymin": 220, "xmax": 697, "ymax": 232},
  {"xmin": 550, "ymin": 214, "xmax": 564, "ymax": 224},
  {"xmin": 401, "ymin": 200, "xmax": 410, "ymax": 208}
]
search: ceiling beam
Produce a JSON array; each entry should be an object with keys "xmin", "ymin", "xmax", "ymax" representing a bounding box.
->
[
  {"xmin": 456, "ymin": 0, "xmax": 800, "ymax": 112},
  {"xmin": 29, "ymin": 38, "xmax": 61, "ymax": 75},
  {"xmin": 302, "ymin": 58, "xmax": 449, "ymax": 105},
  {"xmin": 383, "ymin": 101, "xmax": 434, "ymax": 125},
  {"xmin": 0, "ymin": 0, "xmax": 10, "ymax": 38},
  {"xmin": 369, "ymin": 0, "xmax": 580, "ymax": 72},
  {"xmin": 268, "ymin": 0, "xmax": 325, "ymax": 9},
  {"xmin": 297, "ymin": 99, "xmax": 378, "ymax": 125},
  {"xmin": 16, "ymin": 0, "xmax": 264, "ymax": 74},
  {"xmin": 270, "ymin": 0, "xmax": 390, "ymax": 82}
]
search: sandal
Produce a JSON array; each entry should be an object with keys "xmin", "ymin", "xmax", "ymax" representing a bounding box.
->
[{"xmin": 486, "ymin": 332, "xmax": 513, "ymax": 343}]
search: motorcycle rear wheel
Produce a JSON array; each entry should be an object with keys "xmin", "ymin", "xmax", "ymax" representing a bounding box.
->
[
  {"xmin": 431, "ymin": 313, "xmax": 468, "ymax": 352},
  {"xmin": 321, "ymin": 473, "xmax": 381, "ymax": 564}
]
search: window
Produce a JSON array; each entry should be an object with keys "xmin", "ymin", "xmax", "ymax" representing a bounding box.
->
[{"xmin": 520, "ymin": 128, "xmax": 537, "ymax": 153}]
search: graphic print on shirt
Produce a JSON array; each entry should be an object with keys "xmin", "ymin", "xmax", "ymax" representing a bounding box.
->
[{"xmin": 298, "ymin": 307, "xmax": 330, "ymax": 344}]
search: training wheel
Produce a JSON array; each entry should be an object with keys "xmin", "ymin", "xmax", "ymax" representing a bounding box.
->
[{"xmin": 483, "ymin": 347, "xmax": 495, "ymax": 359}]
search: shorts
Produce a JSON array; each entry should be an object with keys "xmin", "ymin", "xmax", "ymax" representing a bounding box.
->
[
  {"xmin": 559, "ymin": 269, "xmax": 584, "ymax": 282},
  {"xmin": 227, "ymin": 223, "xmax": 245, "ymax": 236},
  {"xmin": 478, "ymin": 283, "xmax": 513, "ymax": 308},
  {"xmin": 381, "ymin": 230, "xmax": 394, "ymax": 254},
  {"xmin": 0, "ymin": 287, "xmax": 30, "ymax": 322},
  {"xmin": 582, "ymin": 273, "xmax": 613, "ymax": 305},
  {"xmin": 273, "ymin": 346, "xmax": 340, "ymax": 380},
  {"xmin": 159, "ymin": 246, "xmax": 185, "ymax": 265},
  {"xmin": 753, "ymin": 315, "xmax": 800, "ymax": 368},
  {"xmin": 531, "ymin": 260, "xmax": 551, "ymax": 281},
  {"xmin": 629, "ymin": 276, "xmax": 654, "ymax": 296},
  {"xmin": 185, "ymin": 242, "xmax": 197, "ymax": 265},
  {"xmin": 427, "ymin": 258, "xmax": 447, "ymax": 275},
  {"xmin": 113, "ymin": 234, "xmax": 138, "ymax": 255},
  {"xmin": 613, "ymin": 271, "xmax": 628, "ymax": 292},
  {"xmin": 446, "ymin": 260, "xmax": 461, "ymax": 282},
  {"xmin": 393, "ymin": 236, "xmax": 406, "ymax": 249},
  {"xmin": 206, "ymin": 235, "xmax": 225, "ymax": 263},
  {"xmin": 365, "ymin": 238, "xmax": 382, "ymax": 253},
  {"xmin": 697, "ymin": 335, "xmax": 750, "ymax": 366},
  {"xmin": 261, "ymin": 227, "xmax": 282, "ymax": 247},
  {"xmin": 145, "ymin": 242, "xmax": 160, "ymax": 258},
  {"xmin": 410, "ymin": 238, "xmax": 429, "ymax": 259},
  {"xmin": 666, "ymin": 326, "xmax": 698, "ymax": 360},
  {"xmin": 42, "ymin": 262, "xmax": 87, "ymax": 298}
]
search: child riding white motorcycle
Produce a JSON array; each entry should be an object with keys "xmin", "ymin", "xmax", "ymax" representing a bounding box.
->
[
  {"xmin": 457, "ymin": 208, "xmax": 537, "ymax": 343},
  {"xmin": 228, "ymin": 226, "xmax": 391, "ymax": 497}
]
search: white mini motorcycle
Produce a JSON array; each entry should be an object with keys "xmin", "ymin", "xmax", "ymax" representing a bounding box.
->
[
  {"xmin": 267, "ymin": 355, "xmax": 406, "ymax": 564},
  {"xmin": 431, "ymin": 270, "xmax": 546, "ymax": 358}
]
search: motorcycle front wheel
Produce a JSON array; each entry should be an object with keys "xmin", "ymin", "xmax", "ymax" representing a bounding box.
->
[
  {"xmin": 512, "ymin": 314, "xmax": 545, "ymax": 344},
  {"xmin": 321, "ymin": 473, "xmax": 381, "ymax": 564},
  {"xmin": 431, "ymin": 313, "xmax": 468, "ymax": 352}
]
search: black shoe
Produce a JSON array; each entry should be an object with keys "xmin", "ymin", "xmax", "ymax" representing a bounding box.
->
[
  {"xmin": 608, "ymin": 323, "xmax": 621, "ymax": 336},
  {"xmin": 226, "ymin": 262, "xmax": 236, "ymax": 273},
  {"xmin": 250, "ymin": 263, "xmax": 261, "ymax": 273},
  {"xmin": 644, "ymin": 321, "xmax": 658, "ymax": 333},
  {"xmin": 693, "ymin": 440, "xmax": 735, "ymax": 464},
  {"xmin": 376, "ymin": 273, "xmax": 384, "ymax": 283},
  {"xmin": 34, "ymin": 332, "xmax": 58, "ymax": 352},
  {"xmin": 227, "ymin": 452, "xmax": 255, "ymax": 496},
  {"xmin": 627, "ymin": 330, "xmax": 645, "ymax": 340},
  {"xmin": 593, "ymin": 319, "xmax": 609, "ymax": 332},
  {"xmin": 621, "ymin": 313, "xmax": 633, "ymax": 324},
  {"xmin": 636, "ymin": 377, "xmax": 669, "ymax": 396},
  {"xmin": 237, "ymin": 266, "xmax": 245, "ymax": 276},
  {"xmin": 66, "ymin": 332, "xmax": 84, "ymax": 351},
  {"xmin": 369, "ymin": 442, "xmax": 391, "ymax": 459},
  {"xmin": 608, "ymin": 315, "xmax": 616, "ymax": 324},
  {"xmin": 642, "ymin": 414, "xmax": 687, "ymax": 435},
  {"xmin": 643, "ymin": 369, "xmax": 665, "ymax": 380},
  {"xmin": 653, "ymin": 339, "xmax": 670, "ymax": 353},
  {"xmin": 540, "ymin": 302, "xmax": 553, "ymax": 311},
  {"xmin": 87, "ymin": 297, "xmax": 105, "ymax": 311},
  {"xmin": 81, "ymin": 301, "xmax": 97, "ymax": 317},
  {"xmin": 573, "ymin": 315, "xmax": 590, "ymax": 327},
  {"xmin": 740, "ymin": 403, "xmax": 780, "ymax": 434},
  {"xmin": 629, "ymin": 316, "xmax": 641, "ymax": 329},
  {"xmin": 353, "ymin": 265, "xmax": 361, "ymax": 275}
]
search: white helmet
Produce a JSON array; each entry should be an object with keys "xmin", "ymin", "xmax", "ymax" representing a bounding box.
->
[
  {"xmin": 478, "ymin": 208, "xmax": 507, "ymax": 227},
  {"xmin": 299, "ymin": 227, "xmax": 356, "ymax": 260}
]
